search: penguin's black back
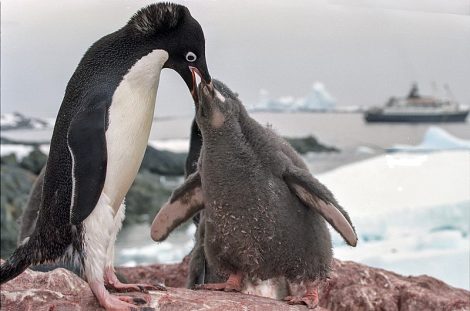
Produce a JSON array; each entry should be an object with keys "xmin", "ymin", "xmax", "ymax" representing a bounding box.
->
[{"xmin": 41, "ymin": 25, "xmax": 164, "ymax": 226}]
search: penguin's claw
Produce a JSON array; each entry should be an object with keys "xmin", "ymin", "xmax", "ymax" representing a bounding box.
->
[
  {"xmin": 283, "ymin": 294, "xmax": 319, "ymax": 309},
  {"xmin": 90, "ymin": 280, "xmax": 149, "ymax": 311}
]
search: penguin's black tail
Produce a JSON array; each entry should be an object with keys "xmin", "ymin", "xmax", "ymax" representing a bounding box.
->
[{"xmin": 0, "ymin": 238, "xmax": 39, "ymax": 284}]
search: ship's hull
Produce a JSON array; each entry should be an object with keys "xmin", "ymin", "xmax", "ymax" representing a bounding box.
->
[{"xmin": 365, "ymin": 111, "xmax": 469, "ymax": 123}]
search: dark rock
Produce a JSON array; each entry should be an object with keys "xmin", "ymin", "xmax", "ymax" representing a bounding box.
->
[
  {"xmin": 286, "ymin": 136, "xmax": 339, "ymax": 154},
  {"xmin": 0, "ymin": 154, "xmax": 18, "ymax": 167},
  {"xmin": 0, "ymin": 165, "xmax": 36, "ymax": 258},
  {"xmin": 140, "ymin": 145, "xmax": 187, "ymax": 176},
  {"xmin": 1, "ymin": 258, "xmax": 468, "ymax": 311},
  {"xmin": 19, "ymin": 147, "xmax": 48, "ymax": 175},
  {"xmin": 125, "ymin": 171, "xmax": 173, "ymax": 224}
]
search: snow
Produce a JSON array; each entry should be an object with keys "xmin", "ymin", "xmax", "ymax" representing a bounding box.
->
[
  {"xmin": 117, "ymin": 224, "xmax": 196, "ymax": 267},
  {"xmin": 119, "ymin": 237, "xmax": 194, "ymax": 266},
  {"xmin": 0, "ymin": 113, "xmax": 23, "ymax": 127},
  {"xmin": 315, "ymin": 150, "xmax": 470, "ymax": 289},
  {"xmin": 390, "ymin": 126, "xmax": 470, "ymax": 152},
  {"xmin": 334, "ymin": 229, "xmax": 468, "ymax": 290},
  {"xmin": 0, "ymin": 145, "xmax": 34, "ymax": 160},
  {"xmin": 148, "ymin": 139, "xmax": 190, "ymax": 153},
  {"xmin": 316, "ymin": 151, "xmax": 469, "ymax": 215},
  {"xmin": 39, "ymin": 144, "xmax": 50, "ymax": 155},
  {"xmin": 0, "ymin": 144, "xmax": 50, "ymax": 159}
]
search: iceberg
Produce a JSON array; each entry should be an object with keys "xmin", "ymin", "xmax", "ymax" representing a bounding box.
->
[
  {"xmin": 298, "ymin": 82, "xmax": 336, "ymax": 111},
  {"xmin": 249, "ymin": 82, "xmax": 336, "ymax": 112},
  {"xmin": 390, "ymin": 126, "xmax": 470, "ymax": 152}
]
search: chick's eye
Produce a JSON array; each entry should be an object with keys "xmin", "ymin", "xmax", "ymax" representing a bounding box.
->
[{"xmin": 185, "ymin": 51, "xmax": 197, "ymax": 62}]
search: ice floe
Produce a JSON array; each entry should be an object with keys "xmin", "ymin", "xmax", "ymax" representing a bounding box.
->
[{"xmin": 390, "ymin": 126, "xmax": 470, "ymax": 152}]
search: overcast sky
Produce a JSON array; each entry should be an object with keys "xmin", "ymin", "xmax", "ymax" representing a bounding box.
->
[{"xmin": 1, "ymin": 0, "xmax": 470, "ymax": 118}]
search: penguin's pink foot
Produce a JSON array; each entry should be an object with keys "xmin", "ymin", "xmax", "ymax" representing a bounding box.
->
[
  {"xmin": 195, "ymin": 272, "xmax": 242, "ymax": 292},
  {"xmin": 90, "ymin": 280, "xmax": 144, "ymax": 311},
  {"xmin": 105, "ymin": 267, "xmax": 166, "ymax": 293},
  {"xmin": 283, "ymin": 287, "xmax": 319, "ymax": 309}
]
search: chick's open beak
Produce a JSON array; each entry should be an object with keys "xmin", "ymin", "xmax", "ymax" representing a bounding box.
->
[{"xmin": 189, "ymin": 66, "xmax": 213, "ymax": 104}]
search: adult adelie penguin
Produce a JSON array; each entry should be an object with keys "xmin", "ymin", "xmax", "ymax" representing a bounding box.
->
[{"xmin": 0, "ymin": 3, "xmax": 211, "ymax": 310}]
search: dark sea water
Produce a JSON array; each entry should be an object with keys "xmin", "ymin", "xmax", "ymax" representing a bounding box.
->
[{"xmin": 6, "ymin": 112, "xmax": 469, "ymax": 147}]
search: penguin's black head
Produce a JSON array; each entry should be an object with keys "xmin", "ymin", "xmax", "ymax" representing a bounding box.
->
[{"xmin": 128, "ymin": 3, "xmax": 211, "ymax": 103}]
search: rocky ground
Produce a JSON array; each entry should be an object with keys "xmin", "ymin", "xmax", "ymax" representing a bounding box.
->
[{"xmin": 0, "ymin": 258, "xmax": 468, "ymax": 311}]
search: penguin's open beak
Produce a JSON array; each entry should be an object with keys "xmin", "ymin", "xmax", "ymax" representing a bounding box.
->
[{"xmin": 189, "ymin": 66, "xmax": 213, "ymax": 104}]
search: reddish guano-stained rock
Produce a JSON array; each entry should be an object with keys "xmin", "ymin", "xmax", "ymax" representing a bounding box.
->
[
  {"xmin": 1, "ymin": 258, "xmax": 468, "ymax": 310},
  {"xmin": 321, "ymin": 260, "xmax": 469, "ymax": 311}
]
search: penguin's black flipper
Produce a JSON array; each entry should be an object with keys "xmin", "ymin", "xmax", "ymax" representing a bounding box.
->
[
  {"xmin": 67, "ymin": 102, "xmax": 108, "ymax": 225},
  {"xmin": 151, "ymin": 172, "xmax": 204, "ymax": 241},
  {"xmin": 283, "ymin": 163, "xmax": 358, "ymax": 247}
]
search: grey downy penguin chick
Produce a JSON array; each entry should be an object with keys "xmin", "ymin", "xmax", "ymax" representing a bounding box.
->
[
  {"xmin": 0, "ymin": 3, "xmax": 212, "ymax": 310},
  {"xmin": 151, "ymin": 79, "xmax": 357, "ymax": 308}
]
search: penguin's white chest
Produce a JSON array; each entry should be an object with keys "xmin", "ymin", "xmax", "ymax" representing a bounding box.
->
[{"xmin": 103, "ymin": 49, "xmax": 169, "ymax": 210}]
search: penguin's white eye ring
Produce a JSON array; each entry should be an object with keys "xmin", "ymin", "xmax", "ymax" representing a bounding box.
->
[{"xmin": 185, "ymin": 51, "xmax": 197, "ymax": 62}]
